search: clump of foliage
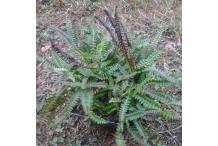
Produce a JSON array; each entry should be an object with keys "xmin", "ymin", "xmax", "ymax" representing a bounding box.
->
[{"xmin": 38, "ymin": 8, "xmax": 181, "ymax": 146}]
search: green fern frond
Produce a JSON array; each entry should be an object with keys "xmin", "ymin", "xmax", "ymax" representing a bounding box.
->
[
  {"xmin": 141, "ymin": 89, "xmax": 181, "ymax": 106},
  {"xmin": 160, "ymin": 108, "xmax": 181, "ymax": 120},
  {"xmin": 125, "ymin": 109, "xmax": 157, "ymax": 121},
  {"xmin": 107, "ymin": 63, "xmax": 120, "ymax": 75},
  {"xmin": 77, "ymin": 68, "xmax": 95, "ymax": 77},
  {"xmin": 119, "ymin": 96, "xmax": 131, "ymax": 122},
  {"xmin": 150, "ymin": 28, "xmax": 164, "ymax": 48},
  {"xmin": 134, "ymin": 95, "xmax": 161, "ymax": 110},
  {"xmin": 41, "ymin": 90, "xmax": 68, "ymax": 114},
  {"xmin": 109, "ymin": 97, "xmax": 121, "ymax": 103},
  {"xmin": 121, "ymin": 80, "xmax": 129, "ymax": 92},
  {"xmin": 51, "ymin": 50, "xmax": 71, "ymax": 69},
  {"xmin": 65, "ymin": 18, "xmax": 78, "ymax": 48},
  {"xmin": 116, "ymin": 72, "xmax": 138, "ymax": 82},
  {"xmin": 43, "ymin": 57, "xmax": 59, "ymax": 72},
  {"xmin": 85, "ymin": 27, "xmax": 98, "ymax": 49},
  {"xmin": 80, "ymin": 89, "xmax": 93, "ymax": 114},
  {"xmin": 133, "ymin": 121, "xmax": 149, "ymax": 141},
  {"xmin": 52, "ymin": 90, "xmax": 81, "ymax": 127},
  {"xmin": 136, "ymin": 50, "xmax": 163, "ymax": 70},
  {"xmin": 53, "ymin": 68, "xmax": 68, "ymax": 72},
  {"xmin": 146, "ymin": 67, "xmax": 181, "ymax": 87},
  {"xmin": 136, "ymin": 78, "xmax": 170, "ymax": 91},
  {"xmin": 67, "ymin": 48, "xmax": 83, "ymax": 64},
  {"xmin": 119, "ymin": 96, "xmax": 131, "ymax": 130},
  {"xmin": 87, "ymin": 82, "xmax": 107, "ymax": 88},
  {"xmin": 116, "ymin": 123, "xmax": 126, "ymax": 146},
  {"xmin": 65, "ymin": 81, "xmax": 107, "ymax": 89},
  {"xmin": 127, "ymin": 125, "xmax": 148, "ymax": 146},
  {"xmin": 53, "ymin": 27, "xmax": 72, "ymax": 47},
  {"xmin": 101, "ymin": 47, "xmax": 114, "ymax": 61},
  {"xmin": 95, "ymin": 39, "xmax": 108, "ymax": 60},
  {"xmin": 89, "ymin": 111, "xmax": 108, "ymax": 124},
  {"xmin": 41, "ymin": 50, "xmax": 72, "ymax": 73}
]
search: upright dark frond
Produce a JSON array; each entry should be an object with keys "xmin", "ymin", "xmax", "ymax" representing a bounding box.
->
[
  {"xmin": 113, "ymin": 7, "xmax": 135, "ymax": 71},
  {"xmin": 50, "ymin": 39, "xmax": 81, "ymax": 65},
  {"xmin": 96, "ymin": 7, "xmax": 135, "ymax": 71},
  {"xmin": 120, "ymin": 23, "xmax": 132, "ymax": 47},
  {"xmin": 103, "ymin": 9, "xmax": 116, "ymax": 28},
  {"xmin": 95, "ymin": 16, "xmax": 118, "ymax": 46},
  {"xmin": 113, "ymin": 7, "xmax": 129, "ymax": 57},
  {"xmin": 104, "ymin": 9, "xmax": 132, "ymax": 47}
]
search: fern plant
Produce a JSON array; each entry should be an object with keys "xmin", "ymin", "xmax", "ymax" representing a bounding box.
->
[{"xmin": 38, "ymin": 10, "xmax": 181, "ymax": 146}]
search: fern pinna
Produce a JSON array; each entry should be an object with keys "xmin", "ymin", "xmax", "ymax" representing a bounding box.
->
[{"xmin": 39, "ymin": 10, "xmax": 181, "ymax": 146}]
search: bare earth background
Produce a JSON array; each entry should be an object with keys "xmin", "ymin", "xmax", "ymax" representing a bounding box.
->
[{"xmin": 36, "ymin": 0, "xmax": 182, "ymax": 145}]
